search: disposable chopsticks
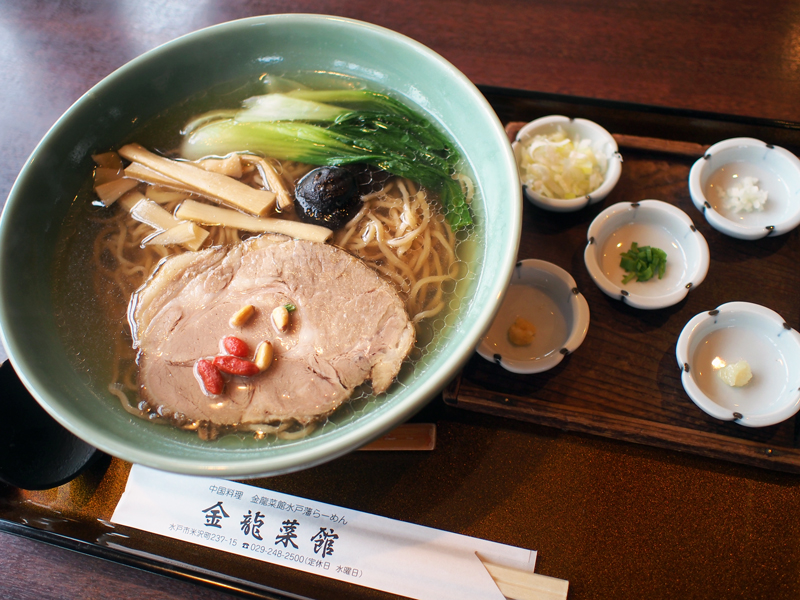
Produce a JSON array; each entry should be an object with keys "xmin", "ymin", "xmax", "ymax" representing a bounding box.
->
[
  {"xmin": 610, "ymin": 133, "xmax": 708, "ymax": 158},
  {"xmin": 482, "ymin": 561, "xmax": 569, "ymax": 600},
  {"xmin": 504, "ymin": 121, "xmax": 709, "ymax": 158},
  {"xmin": 359, "ymin": 424, "xmax": 570, "ymax": 598}
]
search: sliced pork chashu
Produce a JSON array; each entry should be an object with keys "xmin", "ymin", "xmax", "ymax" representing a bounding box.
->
[{"xmin": 130, "ymin": 235, "xmax": 415, "ymax": 425}]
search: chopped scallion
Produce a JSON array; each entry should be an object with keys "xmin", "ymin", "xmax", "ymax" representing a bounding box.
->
[{"xmin": 619, "ymin": 242, "xmax": 667, "ymax": 284}]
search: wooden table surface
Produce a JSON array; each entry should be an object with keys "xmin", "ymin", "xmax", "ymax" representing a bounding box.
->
[{"xmin": 3, "ymin": 1, "xmax": 800, "ymax": 599}]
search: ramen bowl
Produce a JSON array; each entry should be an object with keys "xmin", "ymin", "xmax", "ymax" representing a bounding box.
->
[
  {"xmin": 676, "ymin": 302, "xmax": 800, "ymax": 427},
  {"xmin": 512, "ymin": 115, "xmax": 622, "ymax": 212},
  {"xmin": 584, "ymin": 200, "xmax": 710, "ymax": 310},
  {"xmin": 477, "ymin": 259, "xmax": 590, "ymax": 374},
  {"xmin": 0, "ymin": 15, "xmax": 521, "ymax": 478},
  {"xmin": 688, "ymin": 137, "xmax": 800, "ymax": 240}
]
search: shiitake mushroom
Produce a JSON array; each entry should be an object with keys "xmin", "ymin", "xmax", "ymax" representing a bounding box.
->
[
  {"xmin": 294, "ymin": 166, "xmax": 360, "ymax": 229},
  {"xmin": 294, "ymin": 164, "xmax": 391, "ymax": 229}
]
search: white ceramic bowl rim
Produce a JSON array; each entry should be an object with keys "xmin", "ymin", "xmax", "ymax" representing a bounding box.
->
[
  {"xmin": 688, "ymin": 137, "xmax": 800, "ymax": 240},
  {"xmin": 0, "ymin": 14, "xmax": 522, "ymax": 477},
  {"xmin": 583, "ymin": 199, "xmax": 710, "ymax": 309},
  {"xmin": 675, "ymin": 301, "xmax": 800, "ymax": 427},
  {"xmin": 476, "ymin": 259, "xmax": 590, "ymax": 374},
  {"xmin": 513, "ymin": 115, "xmax": 622, "ymax": 212}
]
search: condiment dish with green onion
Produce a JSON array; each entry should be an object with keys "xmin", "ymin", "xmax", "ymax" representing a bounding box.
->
[
  {"xmin": 583, "ymin": 200, "xmax": 710, "ymax": 310},
  {"xmin": 676, "ymin": 302, "xmax": 800, "ymax": 427},
  {"xmin": 688, "ymin": 137, "xmax": 800, "ymax": 240},
  {"xmin": 476, "ymin": 259, "xmax": 590, "ymax": 374},
  {"xmin": 512, "ymin": 115, "xmax": 622, "ymax": 212}
]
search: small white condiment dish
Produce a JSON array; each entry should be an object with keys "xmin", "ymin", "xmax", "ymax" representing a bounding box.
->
[
  {"xmin": 688, "ymin": 137, "xmax": 800, "ymax": 240},
  {"xmin": 512, "ymin": 115, "xmax": 622, "ymax": 212},
  {"xmin": 584, "ymin": 200, "xmax": 710, "ymax": 310},
  {"xmin": 676, "ymin": 302, "xmax": 800, "ymax": 427},
  {"xmin": 477, "ymin": 259, "xmax": 590, "ymax": 374}
]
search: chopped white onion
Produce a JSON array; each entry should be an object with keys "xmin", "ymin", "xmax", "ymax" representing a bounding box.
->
[
  {"xmin": 518, "ymin": 127, "xmax": 608, "ymax": 199},
  {"xmin": 718, "ymin": 176, "xmax": 768, "ymax": 213}
]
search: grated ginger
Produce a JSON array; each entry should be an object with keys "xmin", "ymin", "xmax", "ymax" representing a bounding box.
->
[{"xmin": 508, "ymin": 317, "xmax": 536, "ymax": 346}]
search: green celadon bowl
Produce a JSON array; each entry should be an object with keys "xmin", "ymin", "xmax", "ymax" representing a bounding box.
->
[{"xmin": 0, "ymin": 14, "xmax": 521, "ymax": 478}]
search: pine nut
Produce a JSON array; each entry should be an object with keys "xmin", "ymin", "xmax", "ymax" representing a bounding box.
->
[
  {"xmin": 254, "ymin": 341, "xmax": 274, "ymax": 372},
  {"xmin": 271, "ymin": 305, "xmax": 290, "ymax": 331},
  {"xmin": 229, "ymin": 304, "xmax": 255, "ymax": 327}
]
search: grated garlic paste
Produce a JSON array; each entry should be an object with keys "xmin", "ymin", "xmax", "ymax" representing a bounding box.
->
[{"xmin": 718, "ymin": 360, "xmax": 753, "ymax": 387}]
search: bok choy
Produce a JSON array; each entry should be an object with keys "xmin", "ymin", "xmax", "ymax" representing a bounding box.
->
[{"xmin": 180, "ymin": 90, "xmax": 473, "ymax": 229}]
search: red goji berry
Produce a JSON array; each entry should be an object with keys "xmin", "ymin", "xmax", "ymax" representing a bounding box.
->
[
  {"xmin": 196, "ymin": 359, "xmax": 224, "ymax": 395},
  {"xmin": 222, "ymin": 335, "xmax": 250, "ymax": 358},
  {"xmin": 213, "ymin": 355, "xmax": 260, "ymax": 377}
]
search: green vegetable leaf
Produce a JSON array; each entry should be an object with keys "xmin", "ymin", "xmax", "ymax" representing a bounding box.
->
[{"xmin": 179, "ymin": 91, "xmax": 473, "ymax": 229}]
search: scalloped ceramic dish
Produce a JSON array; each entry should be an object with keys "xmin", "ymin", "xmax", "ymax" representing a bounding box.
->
[
  {"xmin": 477, "ymin": 259, "xmax": 590, "ymax": 374},
  {"xmin": 688, "ymin": 137, "xmax": 800, "ymax": 240},
  {"xmin": 583, "ymin": 200, "xmax": 710, "ymax": 309},
  {"xmin": 0, "ymin": 15, "xmax": 522, "ymax": 478},
  {"xmin": 512, "ymin": 115, "xmax": 622, "ymax": 212},
  {"xmin": 676, "ymin": 302, "xmax": 800, "ymax": 427}
]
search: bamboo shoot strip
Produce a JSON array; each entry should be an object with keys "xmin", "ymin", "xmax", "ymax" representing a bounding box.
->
[
  {"xmin": 241, "ymin": 155, "xmax": 294, "ymax": 211},
  {"xmin": 175, "ymin": 199, "xmax": 332, "ymax": 243},
  {"xmin": 143, "ymin": 221, "xmax": 210, "ymax": 252},
  {"xmin": 128, "ymin": 197, "xmax": 210, "ymax": 251},
  {"xmin": 94, "ymin": 166, "xmax": 124, "ymax": 186},
  {"xmin": 196, "ymin": 154, "xmax": 243, "ymax": 178},
  {"xmin": 130, "ymin": 198, "xmax": 182, "ymax": 231},
  {"xmin": 118, "ymin": 190, "xmax": 147, "ymax": 212},
  {"xmin": 145, "ymin": 185, "xmax": 192, "ymax": 205},
  {"xmin": 125, "ymin": 162, "xmax": 191, "ymax": 190},
  {"xmin": 118, "ymin": 144, "xmax": 276, "ymax": 216},
  {"xmin": 92, "ymin": 151, "xmax": 124, "ymax": 170},
  {"xmin": 94, "ymin": 177, "xmax": 139, "ymax": 206}
]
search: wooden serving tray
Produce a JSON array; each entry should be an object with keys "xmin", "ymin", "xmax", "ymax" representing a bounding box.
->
[{"xmin": 443, "ymin": 87, "xmax": 800, "ymax": 474}]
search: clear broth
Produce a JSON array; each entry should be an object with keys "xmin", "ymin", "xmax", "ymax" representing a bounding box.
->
[{"xmin": 51, "ymin": 72, "xmax": 483, "ymax": 444}]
